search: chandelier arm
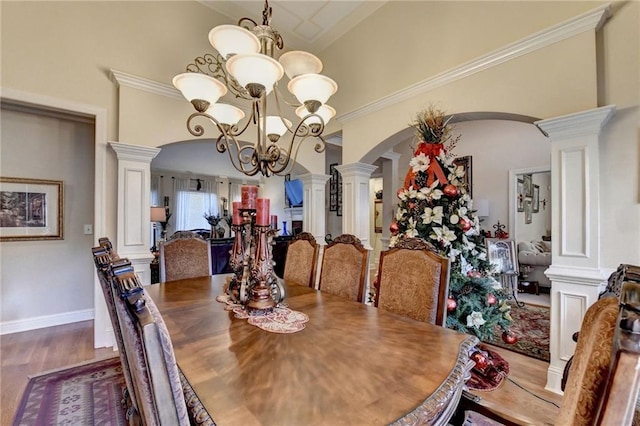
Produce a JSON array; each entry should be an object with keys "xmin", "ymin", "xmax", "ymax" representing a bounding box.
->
[
  {"xmin": 267, "ymin": 119, "xmax": 327, "ymax": 176},
  {"xmin": 238, "ymin": 17, "xmax": 258, "ymax": 30},
  {"xmin": 273, "ymin": 82, "xmax": 302, "ymax": 109},
  {"xmin": 186, "ymin": 53, "xmax": 251, "ymax": 100},
  {"xmin": 216, "ymin": 133, "xmax": 262, "ymax": 177}
]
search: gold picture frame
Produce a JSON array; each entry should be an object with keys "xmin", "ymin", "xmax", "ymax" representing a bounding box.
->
[{"xmin": 0, "ymin": 177, "xmax": 63, "ymax": 241}]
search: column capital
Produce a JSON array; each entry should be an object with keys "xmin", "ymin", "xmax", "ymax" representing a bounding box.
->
[
  {"xmin": 297, "ymin": 173, "xmax": 330, "ymax": 186},
  {"xmin": 335, "ymin": 162, "xmax": 378, "ymax": 178},
  {"xmin": 535, "ymin": 105, "xmax": 616, "ymax": 139},
  {"xmin": 110, "ymin": 141, "xmax": 161, "ymax": 163}
]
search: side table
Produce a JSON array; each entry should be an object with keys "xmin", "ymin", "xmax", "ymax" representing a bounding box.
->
[{"xmin": 518, "ymin": 280, "xmax": 539, "ymax": 295}]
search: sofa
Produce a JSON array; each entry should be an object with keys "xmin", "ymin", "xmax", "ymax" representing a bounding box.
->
[{"xmin": 517, "ymin": 240, "xmax": 551, "ymax": 288}]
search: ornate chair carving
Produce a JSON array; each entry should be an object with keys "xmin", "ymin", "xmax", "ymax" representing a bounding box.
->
[
  {"xmin": 91, "ymin": 243, "xmax": 140, "ymax": 423},
  {"xmin": 374, "ymin": 237, "xmax": 450, "ymax": 325},
  {"xmin": 318, "ymin": 234, "xmax": 368, "ymax": 302},
  {"xmin": 283, "ymin": 232, "xmax": 320, "ymax": 288},
  {"xmin": 110, "ymin": 262, "xmax": 191, "ymax": 425},
  {"xmin": 159, "ymin": 232, "xmax": 212, "ymax": 282}
]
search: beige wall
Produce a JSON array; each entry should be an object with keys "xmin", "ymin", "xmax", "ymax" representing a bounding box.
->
[{"xmin": 1, "ymin": 107, "xmax": 95, "ymax": 323}]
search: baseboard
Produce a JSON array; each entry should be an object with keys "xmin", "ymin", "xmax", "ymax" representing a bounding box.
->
[{"xmin": 0, "ymin": 308, "xmax": 94, "ymax": 335}]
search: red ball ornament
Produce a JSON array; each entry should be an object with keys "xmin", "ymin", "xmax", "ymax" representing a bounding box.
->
[
  {"xmin": 460, "ymin": 218, "xmax": 471, "ymax": 232},
  {"xmin": 390, "ymin": 222, "xmax": 399, "ymax": 235},
  {"xmin": 408, "ymin": 202, "xmax": 416, "ymax": 210},
  {"xmin": 446, "ymin": 297, "xmax": 457, "ymax": 312},
  {"xmin": 487, "ymin": 294, "xmax": 497, "ymax": 305},
  {"xmin": 470, "ymin": 351, "xmax": 489, "ymax": 370},
  {"xmin": 502, "ymin": 331, "xmax": 518, "ymax": 345},
  {"xmin": 443, "ymin": 184, "xmax": 458, "ymax": 197}
]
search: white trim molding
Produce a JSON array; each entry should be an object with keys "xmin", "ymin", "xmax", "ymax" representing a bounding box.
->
[
  {"xmin": 337, "ymin": 3, "xmax": 612, "ymax": 123},
  {"xmin": 110, "ymin": 69, "xmax": 182, "ymax": 100},
  {"xmin": 0, "ymin": 309, "xmax": 94, "ymax": 335}
]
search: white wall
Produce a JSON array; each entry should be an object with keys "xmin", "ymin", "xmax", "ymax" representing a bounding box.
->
[
  {"xmin": 394, "ymin": 119, "xmax": 551, "ymax": 239},
  {"xmin": 1, "ymin": 107, "xmax": 95, "ymax": 328}
]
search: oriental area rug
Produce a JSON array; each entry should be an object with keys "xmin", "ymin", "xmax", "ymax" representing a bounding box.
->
[
  {"xmin": 485, "ymin": 303, "xmax": 550, "ymax": 362},
  {"xmin": 13, "ymin": 357, "xmax": 127, "ymax": 426}
]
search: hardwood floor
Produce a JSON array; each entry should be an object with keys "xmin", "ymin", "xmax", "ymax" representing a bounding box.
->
[
  {"xmin": 0, "ymin": 320, "xmax": 562, "ymax": 425},
  {"xmin": 0, "ymin": 320, "xmax": 115, "ymax": 425}
]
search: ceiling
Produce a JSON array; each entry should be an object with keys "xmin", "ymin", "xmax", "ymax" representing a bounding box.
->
[{"xmin": 199, "ymin": 0, "xmax": 387, "ymax": 53}]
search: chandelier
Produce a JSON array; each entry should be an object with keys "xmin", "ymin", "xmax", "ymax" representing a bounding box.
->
[{"xmin": 172, "ymin": 0, "xmax": 338, "ymax": 177}]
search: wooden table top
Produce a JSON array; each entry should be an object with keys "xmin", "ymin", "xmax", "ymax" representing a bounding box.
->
[{"xmin": 146, "ymin": 275, "xmax": 477, "ymax": 426}]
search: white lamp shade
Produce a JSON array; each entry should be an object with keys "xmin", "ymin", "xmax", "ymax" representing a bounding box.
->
[
  {"xmin": 279, "ymin": 51, "xmax": 323, "ymax": 80},
  {"xmin": 287, "ymin": 73, "xmax": 337, "ymax": 105},
  {"xmin": 475, "ymin": 199, "xmax": 490, "ymax": 217},
  {"xmin": 150, "ymin": 207, "xmax": 166, "ymax": 222},
  {"xmin": 172, "ymin": 73, "xmax": 227, "ymax": 105},
  {"xmin": 225, "ymin": 53, "xmax": 284, "ymax": 95},
  {"xmin": 260, "ymin": 116, "xmax": 292, "ymax": 137},
  {"xmin": 208, "ymin": 24, "xmax": 260, "ymax": 59},
  {"xmin": 295, "ymin": 104, "xmax": 336, "ymax": 125},
  {"xmin": 206, "ymin": 103, "xmax": 245, "ymax": 126}
]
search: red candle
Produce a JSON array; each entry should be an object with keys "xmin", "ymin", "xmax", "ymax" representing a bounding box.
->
[
  {"xmin": 256, "ymin": 198, "xmax": 270, "ymax": 226},
  {"xmin": 232, "ymin": 201, "xmax": 242, "ymax": 225},
  {"xmin": 270, "ymin": 215, "xmax": 278, "ymax": 229},
  {"xmin": 241, "ymin": 185, "xmax": 257, "ymax": 210}
]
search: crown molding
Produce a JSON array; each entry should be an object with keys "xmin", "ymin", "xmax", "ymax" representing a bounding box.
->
[
  {"xmin": 337, "ymin": 3, "xmax": 612, "ymax": 123},
  {"xmin": 110, "ymin": 69, "xmax": 183, "ymax": 100}
]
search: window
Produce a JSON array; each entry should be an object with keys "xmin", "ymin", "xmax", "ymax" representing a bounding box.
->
[{"xmin": 181, "ymin": 191, "xmax": 217, "ymax": 230}]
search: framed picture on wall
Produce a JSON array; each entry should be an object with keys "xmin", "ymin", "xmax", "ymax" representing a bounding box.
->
[
  {"xmin": 517, "ymin": 178, "xmax": 524, "ymax": 212},
  {"xmin": 0, "ymin": 177, "xmax": 64, "ymax": 241},
  {"xmin": 524, "ymin": 198, "xmax": 533, "ymax": 224},
  {"xmin": 453, "ymin": 155, "xmax": 473, "ymax": 198},
  {"xmin": 329, "ymin": 163, "xmax": 338, "ymax": 212},
  {"xmin": 532, "ymin": 184, "xmax": 540, "ymax": 213},
  {"xmin": 523, "ymin": 173, "xmax": 533, "ymax": 197},
  {"xmin": 374, "ymin": 200, "xmax": 382, "ymax": 233}
]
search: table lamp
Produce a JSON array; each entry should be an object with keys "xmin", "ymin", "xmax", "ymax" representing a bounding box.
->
[{"xmin": 150, "ymin": 206, "xmax": 167, "ymax": 253}]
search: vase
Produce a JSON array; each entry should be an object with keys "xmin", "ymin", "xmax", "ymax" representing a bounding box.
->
[{"xmin": 281, "ymin": 221, "xmax": 288, "ymax": 236}]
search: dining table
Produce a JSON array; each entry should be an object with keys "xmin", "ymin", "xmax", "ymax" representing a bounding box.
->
[{"xmin": 145, "ymin": 274, "xmax": 478, "ymax": 426}]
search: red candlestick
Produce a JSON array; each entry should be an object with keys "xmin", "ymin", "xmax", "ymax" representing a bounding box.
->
[
  {"xmin": 256, "ymin": 198, "xmax": 270, "ymax": 226},
  {"xmin": 270, "ymin": 215, "xmax": 278, "ymax": 229},
  {"xmin": 241, "ymin": 185, "xmax": 258, "ymax": 210},
  {"xmin": 232, "ymin": 201, "xmax": 242, "ymax": 225}
]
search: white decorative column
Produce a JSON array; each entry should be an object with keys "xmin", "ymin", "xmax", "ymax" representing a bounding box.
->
[
  {"xmin": 535, "ymin": 105, "xmax": 615, "ymax": 394},
  {"xmin": 110, "ymin": 142, "xmax": 161, "ymax": 285},
  {"xmin": 336, "ymin": 162, "xmax": 378, "ymax": 249},
  {"xmin": 298, "ymin": 173, "xmax": 330, "ymax": 245},
  {"xmin": 380, "ymin": 151, "xmax": 401, "ymax": 251}
]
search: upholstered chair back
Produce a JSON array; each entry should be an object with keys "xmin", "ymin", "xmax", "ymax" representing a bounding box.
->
[
  {"xmin": 111, "ymin": 262, "xmax": 190, "ymax": 426},
  {"xmin": 557, "ymin": 296, "xmax": 619, "ymax": 426},
  {"xmin": 596, "ymin": 281, "xmax": 640, "ymax": 425},
  {"xmin": 160, "ymin": 232, "xmax": 211, "ymax": 282},
  {"xmin": 374, "ymin": 238, "xmax": 450, "ymax": 325},
  {"xmin": 318, "ymin": 234, "xmax": 368, "ymax": 302},
  {"xmin": 283, "ymin": 232, "xmax": 319, "ymax": 288}
]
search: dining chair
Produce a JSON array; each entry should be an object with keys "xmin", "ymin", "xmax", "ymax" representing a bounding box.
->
[
  {"xmin": 595, "ymin": 281, "xmax": 640, "ymax": 425},
  {"xmin": 91, "ymin": 245, "xmax": 140, "ymax": 424},
  {"xmin": 110, "ymin": 261, "xmax": 190, "ymax": 425},
  {"xmin": 282, "ymin": 232, "xmax": 320, "ymax": 288},
  {"xmin": 317, "ymin": 234, "xmax": 368, "ymax": 302},
  {"xmin": 374, "ymin": 237, "xmax": 450, "ymax": 325},
  {"xmin": 159, "ymin": 231, "xmax": 212, "ymax": 282}
]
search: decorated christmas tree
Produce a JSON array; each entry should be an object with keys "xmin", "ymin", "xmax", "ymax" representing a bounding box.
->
[{"xmin": 389, "ymin": 106, "xmax": 515, "ymax": 342}]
